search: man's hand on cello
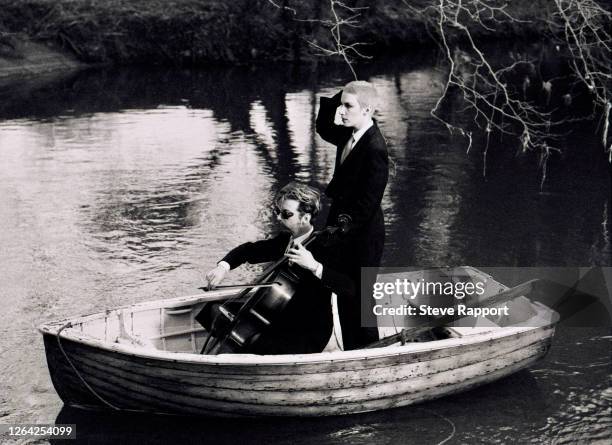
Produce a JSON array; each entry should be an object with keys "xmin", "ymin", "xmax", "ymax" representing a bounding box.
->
[{"xmin": 285, "ymin": 241, "xmax": 321, "ymax": 274}]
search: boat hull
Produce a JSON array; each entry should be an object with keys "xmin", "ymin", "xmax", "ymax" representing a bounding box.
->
[{"xmin": 42, "ymin": 325, "xmax": 554, "ymax": 417}]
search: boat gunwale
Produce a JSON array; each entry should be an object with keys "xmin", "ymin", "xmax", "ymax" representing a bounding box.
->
[
  {"xmin": 39, "ymin": 320, "xmax": 557, "ymax": 368},
  {"xmin": 38, "ymin": 272, "xmax": 559, "ymax": 366}
]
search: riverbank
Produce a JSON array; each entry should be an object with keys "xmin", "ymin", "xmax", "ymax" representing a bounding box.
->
[
  {"xmin": 0, "ymin": 35, "xmax": 83, "ymax": 80},
  {"xmin": 0, "ymin": 0, "xmax": 551, "ymax": 74}
]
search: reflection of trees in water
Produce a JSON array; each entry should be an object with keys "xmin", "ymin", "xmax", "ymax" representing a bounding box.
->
[
  {"xmin": 21, "ymin": 53, "xmax": 607, "ymax": 271},
  {"xmin": 45, "ymin": 65, "xmax": 323, "ymax": 263},
  {"xmin": 88, "ymin": 149, "xmax": 225, "ymax": 264},
  {"xmin": 377, "ymin": 67, "xmax": 460, "ymax": 267},
  {"xmin": 375, "ymin": 59, "xmax": 611, "ymax": 268},
  {"xmin": 41, "ymin": 68, "xmax": 292, "ymax": 260},
  {"xmin": 0, "ymin": 55, "xmax": 433, "ymax": 168}
]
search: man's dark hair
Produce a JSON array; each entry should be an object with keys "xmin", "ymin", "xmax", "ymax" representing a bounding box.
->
[{"xmin": 276, "ymin": 182, "xmax": 321, "ymax": 216}]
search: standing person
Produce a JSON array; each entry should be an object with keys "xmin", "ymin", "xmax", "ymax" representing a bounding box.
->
[
  {"xmin": 316, "ymin": 80, "xmax": 389, "ymax": 350},
  {"xmin": 199, "ymin": 182, "xmax": 354, "ymax": 355}
]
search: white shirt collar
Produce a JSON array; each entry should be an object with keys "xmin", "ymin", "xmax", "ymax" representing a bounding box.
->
[
  {"xmin": 352, "ymin": 119, "xmax": 374, "ymax": 146},
  {"xmin": 292, "ymin": 226, "xmax": 314, "ymax": 244}
]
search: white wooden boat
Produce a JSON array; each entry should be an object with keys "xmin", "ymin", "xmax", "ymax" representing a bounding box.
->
[{"xmin": 39, "ymin": 267, "xmax": 558, "ymax": 417}]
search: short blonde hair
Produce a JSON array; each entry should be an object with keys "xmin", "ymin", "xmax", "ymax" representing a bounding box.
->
[
  {"xmin": 344, "ymin": 80, "xmax": 378, "ymax": 111},
  {"xmin": 275, "ymin": 182, "xmax": 321, "ymax": 216}
]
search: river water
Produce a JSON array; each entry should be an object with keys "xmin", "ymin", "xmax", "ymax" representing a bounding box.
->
[{"xmin": 0, "ymin": 54, "xmax": 610, "ymax": 444}]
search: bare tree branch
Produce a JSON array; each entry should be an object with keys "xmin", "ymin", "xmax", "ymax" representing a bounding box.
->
[
  {"xmin": 407, "ymin": 0, "xmax": 611, "ymax": 183},
  {"xmin": 267, "ymin": 0, "xmax": 370, "ymax": 80}
]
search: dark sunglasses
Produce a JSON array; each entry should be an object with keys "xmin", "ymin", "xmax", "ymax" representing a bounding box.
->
[{"xmin": 273, "ymin": 206, "xmax": 295, "ymax": 219}]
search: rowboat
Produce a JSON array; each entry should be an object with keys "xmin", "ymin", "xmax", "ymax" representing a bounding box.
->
[{"xmin": 39, "ymin": 267, "xmax": 558, "ymax": 417}]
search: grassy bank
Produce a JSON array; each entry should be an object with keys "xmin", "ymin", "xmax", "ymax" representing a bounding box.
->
[{"xmin": 0, "ymin": 0, "xmax": 553, "ymax": 67}]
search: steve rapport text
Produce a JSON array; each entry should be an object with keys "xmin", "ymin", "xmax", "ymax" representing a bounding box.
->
[{"xmin": 373, "ymin": 304, "xmax": 510, "ymax": 317}]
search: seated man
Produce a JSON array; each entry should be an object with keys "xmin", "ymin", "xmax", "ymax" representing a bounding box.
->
[{"xmin": 199, "ymin": 182, "xmax": 354, "ymax": 355}]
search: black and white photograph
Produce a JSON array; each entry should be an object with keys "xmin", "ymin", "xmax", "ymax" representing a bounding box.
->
[{"xmin": 1, "ymin": 1, "xmax": 611, "ymax": 444}]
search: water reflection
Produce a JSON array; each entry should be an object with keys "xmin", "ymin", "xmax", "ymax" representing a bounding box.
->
[{"xmin": 3, "ymin": 61, "xmax": 608, "ymax": 274}]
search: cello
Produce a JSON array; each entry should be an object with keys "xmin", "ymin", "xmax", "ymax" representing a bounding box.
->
[{"xmin": 200, "ymin": 217, "xmax": 350, "ymax": 355}]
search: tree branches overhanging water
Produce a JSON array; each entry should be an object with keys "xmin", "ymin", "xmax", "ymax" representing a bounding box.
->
[{"xmin": 421, "ymin": 0, "xmax": 611, "ymax": 184}]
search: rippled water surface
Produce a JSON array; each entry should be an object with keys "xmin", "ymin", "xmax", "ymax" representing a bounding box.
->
[{"xmin": 0, "ymin": 57, "xmax": 610, "ymax": 444}]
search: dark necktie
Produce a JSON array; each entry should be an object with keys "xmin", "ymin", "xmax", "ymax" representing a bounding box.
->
[{"xmin": 340, "ymin": 135, "xmax": 355, "ymax": 164}]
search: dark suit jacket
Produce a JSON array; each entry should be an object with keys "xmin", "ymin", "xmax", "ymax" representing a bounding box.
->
[
  {"xmin": 219, "ymin": 231, "xmax": 354, "ymax": 354},
  {"xmin": 316, "ymin": 90, "xmax": 389, "ymax": 270},
  {"xmin": 315, "ymin": 90, "xmax": 389, "ymax": 349}
]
